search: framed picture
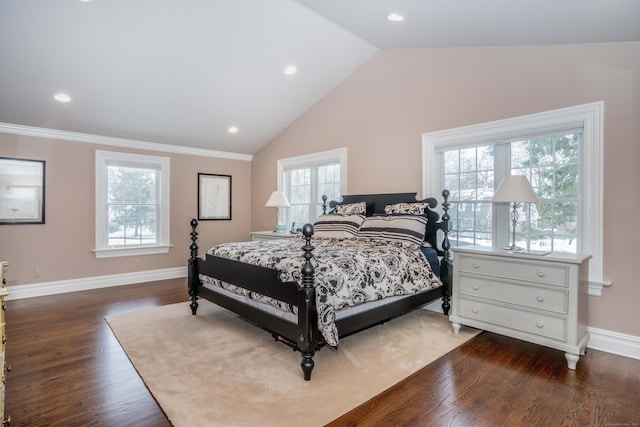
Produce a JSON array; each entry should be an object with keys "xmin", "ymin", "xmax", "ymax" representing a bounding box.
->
[
  {"xmin": 198, "ymin": 173, "xmax": 232, "ymax": 220},
  {"xmin": 0, "ymin": 157, "xmax": 46, "ymax": 225}
]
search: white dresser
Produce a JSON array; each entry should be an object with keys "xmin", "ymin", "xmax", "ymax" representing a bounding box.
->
[
  {"xmin": 250, "ymin": 231, "xmax": 297, "ymax": 241},
  {"xmin": 450, "ymin": 246, "xmax": 590, "ymax": 369}
]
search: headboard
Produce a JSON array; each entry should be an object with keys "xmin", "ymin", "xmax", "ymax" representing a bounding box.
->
[{"xmin": 321, "ymin": 191, "xmax": 448, "ymax": 253}]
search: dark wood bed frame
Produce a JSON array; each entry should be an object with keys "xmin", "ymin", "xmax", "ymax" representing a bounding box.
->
[{"xmin": 188, "ymin": 190, "xmax": 452, "ymax": 380}]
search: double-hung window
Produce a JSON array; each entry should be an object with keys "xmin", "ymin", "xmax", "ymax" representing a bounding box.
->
[
  {"xmin": 277, "ymin": 148, "xmax": 347, "ymax": 229},
  {"xmin": 422, "ymin": 102, "xmax": 605, "ymax": 291},
  {"xmin": 95, "ymin": 150, "xmax": 171, "ymax": 258}
]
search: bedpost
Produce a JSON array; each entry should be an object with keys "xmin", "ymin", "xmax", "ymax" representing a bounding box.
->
[
  {"xmin": 298, "ymin": 223, "xmax": 318, "ymax": 381},
  {"xmin": 188, "ymin": 218, "xmax": 200, "ymax": 315},
  {"xmin": 440, "ymin": 190, "xmax": 452, "ymax": 315},
  {"xmin": 322, "ymin": 195, "xmax": 328, "ymax": 214}
]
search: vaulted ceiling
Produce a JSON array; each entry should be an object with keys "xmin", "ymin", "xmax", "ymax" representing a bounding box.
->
[{"xmin": 1, "ymin": 0, "xmax": 638, "ymax": 156}]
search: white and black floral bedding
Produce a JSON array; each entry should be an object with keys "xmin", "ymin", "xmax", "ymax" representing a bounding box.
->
[{"xmin": 201, "ymin": 237, "xmax": 442, "ymax": 347}]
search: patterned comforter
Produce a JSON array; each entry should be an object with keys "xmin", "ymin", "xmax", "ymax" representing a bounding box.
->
[{"xmin": 202, "ymin": 237, "xmax": 442, "ymax": 346}]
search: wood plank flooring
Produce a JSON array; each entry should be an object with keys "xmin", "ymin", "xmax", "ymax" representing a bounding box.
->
[{"xmin": 4, "ymin": 278, "xmax": 639, "ymax": 426}]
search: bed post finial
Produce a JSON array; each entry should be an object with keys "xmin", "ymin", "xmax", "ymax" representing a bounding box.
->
[
  {"xmin": 440, "ymin": 190, "xmax": 451, "ymax": 315},
  {"xmin": 322, "ymin": 195, "xmax": 328, "ymax": 215},
  {"xmin": 188, "ymin": 218, "xmax": 200, "ymax": 315}
]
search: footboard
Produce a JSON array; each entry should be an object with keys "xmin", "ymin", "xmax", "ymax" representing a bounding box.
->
[{"xmin": 188, "ymin": 220, "xmax": 320, "ymax": 380}]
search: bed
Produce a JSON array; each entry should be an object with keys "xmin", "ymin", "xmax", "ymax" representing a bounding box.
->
[{"xmin": 188, "ymin": 190, "xmax": 452, "ymax": 380}]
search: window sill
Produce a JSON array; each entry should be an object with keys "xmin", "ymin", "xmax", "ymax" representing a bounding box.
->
[
  {"xmin": 93, "ymin": 245, "xmax": 172, "ymax": 259},
  {"xmin": 588, "ymin": 279, "xmax": 612, "ymax": 297}
]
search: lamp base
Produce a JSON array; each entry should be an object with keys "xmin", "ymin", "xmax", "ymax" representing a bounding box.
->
[{"xmin": 275, "ymin": 223, "xmax": 287, "ymax": 233}]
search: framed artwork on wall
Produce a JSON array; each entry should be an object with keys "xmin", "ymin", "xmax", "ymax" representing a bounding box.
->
[
  {"xmin": 198, "ymin": 173, "xmax": 232, "ymax": 220},
  {"xmin": 0, "ymin": 157, "xmax": 46, "ymax": 225}
]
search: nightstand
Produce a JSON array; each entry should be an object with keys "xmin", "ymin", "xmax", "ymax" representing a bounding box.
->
[
  {"xmin": 250, "ymin": 231, "xmax": 297, "ymax": 241},
  {"xmin": 450, "ymin": 246, "xmax": 590, "ymax": 370}
]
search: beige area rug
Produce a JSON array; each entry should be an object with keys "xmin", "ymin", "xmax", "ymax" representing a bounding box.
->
[{"xmin": 106, "ymin": 300, "xmax": 479, "ymax": 427}]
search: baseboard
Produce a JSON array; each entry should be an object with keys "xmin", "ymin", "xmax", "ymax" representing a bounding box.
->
[
  {"xmin": 6, "ymin": 267, "xmax": 187, "ymax": 301},
  {"xmin": 587, "ymin": 326, "xmax": 640, "ymax": 361},
  {"xmin": 425, "ymin": 303, "xmax": 640, "ymax": 361}
]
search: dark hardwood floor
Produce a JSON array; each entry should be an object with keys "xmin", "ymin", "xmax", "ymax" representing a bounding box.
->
[{"xmin": 4, "ymin": 278, "xmax": 639, "ymax": 426}]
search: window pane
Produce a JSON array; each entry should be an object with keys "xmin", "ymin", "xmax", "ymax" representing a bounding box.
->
[
  {"xmin": 555, "ymin": 164, "xmax": 578, "ymax": 198},
  {"xmin": 444, "ymin": 151, "xmax": 459, "ymax": 173},
  {"xmin": 459, "ymin": 148, "xmax": 476, "ymax": 172},
  {"xmin": 444, "ymin": 173, "xmax": 460, "ymax": 198}
]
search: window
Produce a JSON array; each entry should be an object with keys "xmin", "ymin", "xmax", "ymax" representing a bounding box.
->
[
  {"xmin": 422, "ymin": 102, "xmax": 605, "ymax": 290},
  {"xmin": 442, "ymin": 134, "xmax": 581, "ymax": 253},
  {"xmin": 95, "ymin": 150, "xmax": 170, "ymax": 258},
  {"xmin": 277, "ymin": 148, "xmax": 347, "ymax": 229}
]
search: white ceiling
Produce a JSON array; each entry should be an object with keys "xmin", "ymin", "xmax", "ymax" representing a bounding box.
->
[{"xmin": 1, "ymin": 0, "xmax": 638, "ymax": 156}]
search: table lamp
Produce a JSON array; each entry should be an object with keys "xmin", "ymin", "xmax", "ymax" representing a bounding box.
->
[
  {"xmin": 265, "ymin": 190, "xmax": 290, "ymax": 233},
  {"xmin": 492, "ymin": 175, "xmax": 538, "ymax": 252}
]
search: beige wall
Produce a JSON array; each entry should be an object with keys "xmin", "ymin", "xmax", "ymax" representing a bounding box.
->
[
  {"xmin": 252, "ymin": 42, "xmax": 640, "ymax": 336},
  {"xmin": 0, "ymin": 133, "xmax": 252, "ymax": 286}
]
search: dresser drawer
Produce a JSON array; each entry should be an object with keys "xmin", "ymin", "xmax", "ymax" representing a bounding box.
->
[
  {"xmin": 458, "ymin": 275, "xmax": 568, "ymax": 314},
  {"xmin": 457, "ymin": 297, "xmax": 567, "ymax": 342},
  {"xmin": 457, "ymin": 255, "xmax": 569, "ymax": 287}
]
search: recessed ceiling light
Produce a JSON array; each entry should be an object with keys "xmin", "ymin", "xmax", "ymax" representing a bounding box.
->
[
  {"xmin": 228, "ymin": 126, "xmax": 239, "ymax": 134},
  {"xmin": 387, "ymin": 13, "xmax": 404, "ymax": 22},
  {"xmin": 54, "ymin": 93, "xmax": 72, "ymax": 103},
  {"xmin": 284, "ymin": 65, "xmax": 297, "ymax": 76}
]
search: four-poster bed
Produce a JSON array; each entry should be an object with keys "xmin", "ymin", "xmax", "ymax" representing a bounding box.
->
[{"xmin": 187, "ymin": 190, "xmax": 452, "ymax": 380}]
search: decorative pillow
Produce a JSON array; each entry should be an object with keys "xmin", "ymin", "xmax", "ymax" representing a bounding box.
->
[
  {"xmin": 384, "ymin": 202, "xmax": 428, "ymax": 215},
  {"xmin": 334, "ymin": 202, "xmax": 367, "ymax": 215},
  {"xmin": 313, "ymin": 214, "xmax": 366, "ymax": 238},
  {"xmin": 357, "ymin": 215, "xmax": 428, "ymax": 246}
]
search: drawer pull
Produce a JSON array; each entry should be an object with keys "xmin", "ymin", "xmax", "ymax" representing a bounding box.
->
[
  {"xmin": 536, "ymin": 295, "xmax": 545, "ymax": 302},
  {"xmin": 536, "ymin": 321, "xmax": 544, "ymax": 328},
  {"xmin": 473, "ymin": 263, "xmax": 481, "ymax": 269},
  {"xmin": 537, "ymin": 271, "xmax": 545, "ymax": 277},
  {"xmin": 472, "ymin": 307, "xmax": 479, "ymax": 313},
  {"xmin": 472, "ymin": 284, "xmax": 480, "ymax": 291}
]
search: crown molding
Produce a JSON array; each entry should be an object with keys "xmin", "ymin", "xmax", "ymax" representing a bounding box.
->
[{"xmin": 0, "ymin": 122, "xmax": 253, "ymax": 162}]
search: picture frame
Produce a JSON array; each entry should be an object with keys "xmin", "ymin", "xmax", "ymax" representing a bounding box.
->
[
  {"xmin": 198, "ymin": 173, "xmax": 232, "ymax": 220},
  {"xmin": 0, "ymin": 157, "xmax": 46, "ymax": 225}
]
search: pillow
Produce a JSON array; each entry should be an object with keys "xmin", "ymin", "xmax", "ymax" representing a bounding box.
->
[
  {"xmin": 384, "ymin": 202, "xmax": 428, "ymax": 215},
  {"xmin": 357, "ymin": 215, "xmax": 428, "ymax": 246},
  {"xmin": 334, "ymin": 202, "xmax": 367, "ymax": 215},
  {"xmin": 313, "ymin": 214, "xmax": 365, "ymax": 238}
]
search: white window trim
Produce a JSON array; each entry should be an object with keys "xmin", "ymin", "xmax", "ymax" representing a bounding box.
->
[
  {"xmin": 422, "ymin": 101, "xmax": 608, "ymax": 294},
  {"xmin": 94, "ymin": 150, "xmax": 171, "ymax": 258}
]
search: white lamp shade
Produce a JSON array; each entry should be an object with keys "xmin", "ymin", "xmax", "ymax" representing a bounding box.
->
[
  {"xmin": 265, "ymin": 190, "xmax": 290, "ymax": 208},
  {"xmin": 492, "ymin": 175, "xmax": 538, "ymax": 203}
]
